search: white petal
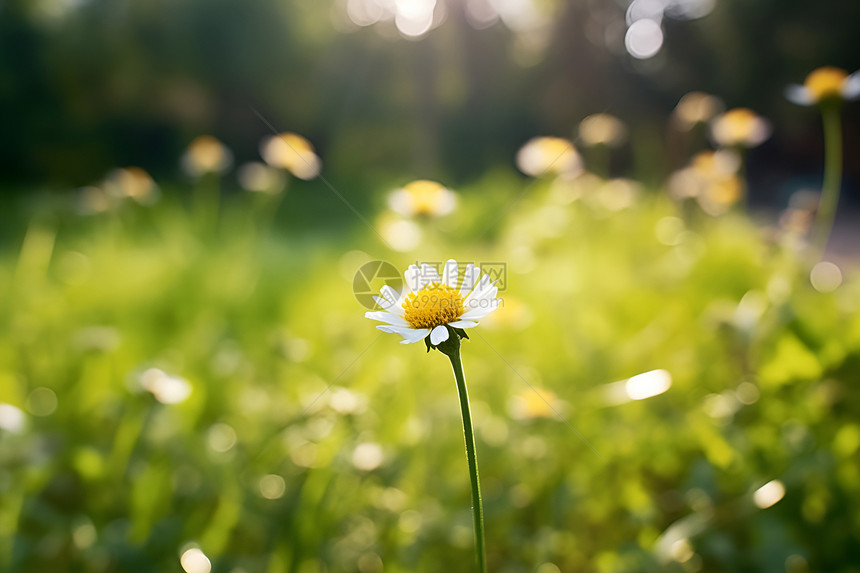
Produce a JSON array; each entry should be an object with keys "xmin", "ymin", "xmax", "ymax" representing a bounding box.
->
[
  {"xmin": 785, "ymin": 84, "xmax": 813, "ymax": 106},
  {"xmin": 459, "ymin": 264, "xmax": 481, "ymax": 297},
  {"xmin": 430, "ymin": 325, "xmax": 449, "ymax": 345},
  {"xmin": 387, "ymin": 189, "xmax": 414, "ymax": 217},
  {"xmin": 474, "ymin": 285, "xmax": 499, "ymax": 302},
  {"xmin": 464, "ymin": 279, "xmax": 498, "ymax": 305},
  {"xmin": 373, "ymin": 295, "xmax": 393, "ymax": 310},
  {"xmin": 404, "ymin": 265, "xmax": 421, "ymax": 293},
  {"xmin": 437, "ymin": 190, "xmax": 457, "ymax": 216},
  {"xmin": 448, "ymin": 320, "xmax": 478, "ymax": 328},
  {"xmin": 441, "ymin": 259, "xmax": 459, "ymax": 288},
  {"xmin": 364, "ymin": 311, "xmax": 409, "ymax": 327},
  {"xmin": 380, "ymin": 285, "xmax": 402, "ymax": 305},
  {"xmin": 421, "ymin": 264, "xmax": 440, "ymax": 286},
  {"xmin": 378, "ymin": 325, "xmax": 429, "ymax": 343},
  {"xmin": 844, "ymin": 71, "xmax": 860, "ymax": 101},
  {"xmin": 373, "ymin": 286, "xmax": 402, "ymax": 310},
  {"xmin": 399, "ymin": 328, "xmax": 430, "ymax": 344}
]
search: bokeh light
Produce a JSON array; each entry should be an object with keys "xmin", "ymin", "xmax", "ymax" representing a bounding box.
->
[
  {"xmin": 753, "ymin": 480, "xmax": 786, "ymax": 509},
  {"xmin": 180, "ymin": 548, "xmax": 212, "ymax": 573},
  {"xmin": 810, "ymin": 261, "xmax": 843, "ymax": 293},
  {"xmin": 625, "ymin": 369, "xmax": 672, "ymax": 400}
]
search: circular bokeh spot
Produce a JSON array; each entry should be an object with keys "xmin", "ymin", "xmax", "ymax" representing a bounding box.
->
[{"xmin": 353, "ymin": 260, "xmax": 403, "ymax": 310}]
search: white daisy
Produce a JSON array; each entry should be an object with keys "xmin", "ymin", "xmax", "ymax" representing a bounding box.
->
[
  {"xmin": 786, "ymin": 66, "xmax": 860, "ymax": 106},
  {"xmin": 387, "ymin": 180, "xmax": 458, "ymax": 218},
  {"xmin": 181, "ymin": 135, "xmax": 233, "ymax": 177},
  {"xmin": 365, "ymin": 259, "xmax": 502, "ymax": 346},
  {"xmin": 710, "ymin": 108, "xmax": 771, "ymax": 148}
]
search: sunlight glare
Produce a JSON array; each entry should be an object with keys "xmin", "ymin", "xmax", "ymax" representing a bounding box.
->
[
  {"xmin": 753, "ymin": 480, "xmax": 786, "ymax": 509},
  {"xmin": 625, "ymin": 369, "xmax": 672, "ymax": 400}
]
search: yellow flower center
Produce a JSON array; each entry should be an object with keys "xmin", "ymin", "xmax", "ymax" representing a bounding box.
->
[
  {"xmin": 719, "ymin": 108, "xmax": 758, "ymax": 141},
  {"xmin": 706, "ymin": 175, "xmax": 742, "ymax": 206},
  {"xmin": 402, "ymin": 282, "xmax": 465, "ymax": 329},
  {"xmin": 189, "ymin": 135, "xmax": 228, "ymax": 171},
  {"xmin": 404, "ymin": 180, "xmax": 448, "ymax": 215},
  {"xmin": 804, "ymin": 67, "xmax": 848, "ymax": 101}
]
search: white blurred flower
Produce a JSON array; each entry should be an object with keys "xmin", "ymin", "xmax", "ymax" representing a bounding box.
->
[
  {"xmin": 516, "ymin": 136, "xmax": 583, "ymax": 177},
  {"xmin": 578, "ymin": 113, "xmax": 627, "ymax": 147},
  {"xmin": 786, "ymin": 66, "xmax": 860, "ymax": 106},
  {"xmin": 181, "ymin": 135, "xmax": 233, "ymax": 177},
  {"xmin": 673, "ymin": 91, "xmax": 724, "ymax": 129},
  {"xmin": 259, "ymin": 132, "xmax": 321, "ymax": 180},
  {"xmin": 140, "ymin": 368, "xmax": 192, "ymax": 404},
  {"xmin": 387, "ymin": 179, "xmax": 457, "ymax": 217},
  {"xmin": 710, "ymin": 108, "xmax": 770, "ymax": 148},
  {"xmin": 237, "ymin": 161, "xmax": 286, "ymax": 194}
]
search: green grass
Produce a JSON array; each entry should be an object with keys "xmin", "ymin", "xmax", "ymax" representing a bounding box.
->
[{"xmin": 1, "ymin": 174, "xmax": 859, "ymax": 572}]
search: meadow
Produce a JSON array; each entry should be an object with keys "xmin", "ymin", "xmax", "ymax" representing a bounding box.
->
[
  {"xmin": 2, "ymin": 0, "xmax": 860, "ymax": 570},
  {"xmin": 2, "ymin": 140, "xmax": 859, "ymax": 571}
]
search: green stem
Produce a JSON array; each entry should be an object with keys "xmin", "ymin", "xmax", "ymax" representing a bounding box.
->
[
  {"xmin": 446, "ymin": 346, "xmax": 487, "ymax": 573},
  {"xmin": 813, "ymin": 104, "xmax": 843, "ymax": 255}
]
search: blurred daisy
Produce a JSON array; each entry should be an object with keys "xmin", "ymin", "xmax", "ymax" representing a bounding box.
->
[
  {"xmin": 673, "ymin": 92, "xmax": 723, "ymax": 129},
  {"xmin": 77, "ymin": 186, "xmax": 116, "ymax": 214},
  {"xmin": 387, "ymin": 179, "xmax": 457, "ymax": 217},
  {"xmin": 139, "ymin": 368, "xmax": 192, "ymax": 405},
  {"xmin": 365, "ymin": 260, "xmax": 502, "ymax": 345},
  {"xmin": 786, "ymin": 67, "xmax": 860, "ymax": 106},
  {"xmin": 691, "ymin": 149, "xmax": 740, "ymax": 179},
  {"xmin": 593, "ymin": 178, "xmax": 640, "ymax": 211},
  {"xmin": 181, "ymin": 135, "xmax": 233, "ymax": 177},
  {"xmin": 668, "ymin": 150, "xmax": 742, "ymax": 215},
  {"xmin": 710, "ymin": 108, "xmax": 771, "ymax": 148},
  {"xmin": 516, "ymin": 137, "xmax": 583, "ymax": 178},
  {"xmin": 237, "ymin": 162, "xmax": 286, "ymax": 194},
  {"xmin": 578, "ymin": 113, "xmax": 627, "ymax": 148},
  {"xmin": 260, "ymin": 132, "xmax": 321, "ymax": 180},
  {"xmin": 103, "ymin": 167, "xmax": 159, "ymax": 205}
]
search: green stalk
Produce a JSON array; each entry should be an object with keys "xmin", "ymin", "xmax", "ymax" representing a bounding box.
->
[
  {"xmin": 444, "ymin": 343, "xmax": 487, "ymax": 572},
  {"xmin": 813, "ymin": 104, "xmax": 843, "ymax": 255}
]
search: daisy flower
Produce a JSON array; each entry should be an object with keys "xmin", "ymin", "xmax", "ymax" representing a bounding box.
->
[
  {"xmin": 387, "ymin": 180, "xmax": 458, "ymax": 218},
  {"xmin": 785, "ymin": 67, "xmax": 858, "ymax": 254},
  {"xmin": 710, "ymin": 108, "xmax": 771, "ymax": 148},
  {"xmin": 365, "ymin": 259, "xmax": 494, "ymax": 570},
  {"xmin": 673, "ymin": 91, "xmax": 724, "ymax": 130},
  {"xmin": 260, "ymin": 132, "xmax": 321, "ymax": 180},
  {"xmin": 786, "ymin": 66, "xmax": 860, "ymax": 106},
  {"xmin": 578, "ymin": 113, "xmax": 627, "ymax": 148},
  {"xmin": 516, "ymin": 136, "xmax": 583, "ymax": 178},
  {"xmin": 181, "ymin": 135, "xmax": 233, "ymax": 177},
  {"xmin": 365, "ymin": 260, "xmax": 501, "ymax": 347}
]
